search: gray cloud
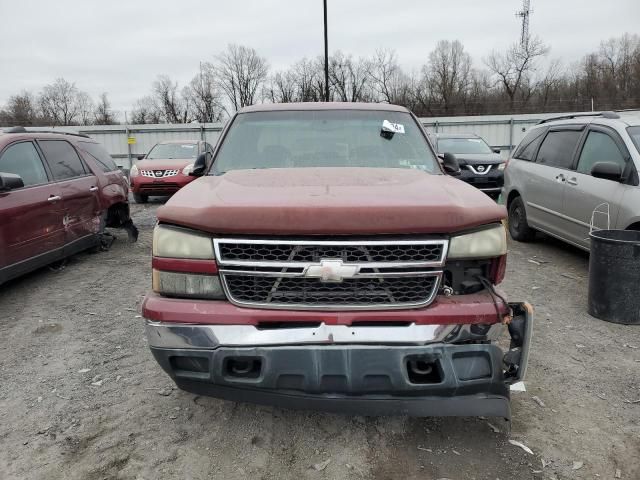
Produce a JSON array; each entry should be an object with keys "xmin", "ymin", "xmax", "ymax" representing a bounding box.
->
[{"xmin": 1, "ymin": 0, "xmax": 638, "ymax": 114}]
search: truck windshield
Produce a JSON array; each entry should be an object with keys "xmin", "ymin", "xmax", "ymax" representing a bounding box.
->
[
  {"xmin": 147, "ymin": 143, "xmax": 198, "ymax": 160},
  {"xmin": 437, "ymin": 137, "xmax": 493, "ymax": 155},
  {"xmin": 211, "ymin": 110, "xmax": 439, "ymax": 175}
]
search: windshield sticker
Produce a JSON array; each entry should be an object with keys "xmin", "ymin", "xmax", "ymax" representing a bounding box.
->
[
  {"xmin": 181, "ymin": 145, "xmax": 195, "ymax": 149},
  {"xmin": 382, "ymin": 120, "xmax": 405, "ymax": 134},
  {"xmin": 467, "ymin": 139, "xmax": 483, "ymax": 143}
]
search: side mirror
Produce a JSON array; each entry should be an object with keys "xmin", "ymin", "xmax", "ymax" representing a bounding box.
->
[
  {"xmin": 0, "ymin": 172, "xmax": 25, "ymax": 191},
  {"xmin": 493, "ymin": 148, "xmax": 501, "ymax": 154},
  {"xmin": 190, "ymin": 153, "xmax": 209, "ymax": 177},
  {"xmin": 137, "ymin": 154, "xmax": 145, "ymax": 161},
  {"xmin": 591, "ymin": 162, "xmax": 623, "ymax": 182},
  {"xmin": 441, "ymin": 152, "xmax": 461, "ymax": 176}
]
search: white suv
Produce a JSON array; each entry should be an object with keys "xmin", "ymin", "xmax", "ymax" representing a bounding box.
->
[{"xmin": 503, "ymin": 111, "xmax": 640, "ymax": 250}]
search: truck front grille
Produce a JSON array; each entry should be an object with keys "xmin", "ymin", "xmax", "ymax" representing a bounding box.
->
[
  {"xmin": 215, "ymin": 238, "xmax": 447, "ymax": 310},
  {"xmin": 218, "ymin": 242, "xmax": 444, "ymax": 264},
  {"xmin": 223, "ymin": 274, "xmax": 439, "ymax": 307}
]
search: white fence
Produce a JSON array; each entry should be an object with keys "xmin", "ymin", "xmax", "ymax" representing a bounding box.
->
[{"xmin": 31, "ymin": 110, "xmax": 633, "ymax": 169}]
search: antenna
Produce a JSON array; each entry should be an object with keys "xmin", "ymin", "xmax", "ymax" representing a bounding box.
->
[{"xmin": 515, "ymin": 0, "xmax": 532, "ymax": 47}]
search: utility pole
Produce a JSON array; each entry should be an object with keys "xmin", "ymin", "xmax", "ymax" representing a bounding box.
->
[
  {"xmin": 515, "ymin": 0, "xmax": 532, "ymax": 47},
  {"xmin": 323, "ymin": 0, "xmax": 329, "ymax": 102}
]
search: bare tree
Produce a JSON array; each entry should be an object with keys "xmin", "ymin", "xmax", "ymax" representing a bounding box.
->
[
  {"xmin": 367, "ymin": 49, "xmax": 412, "ymax": 104},
  {"xmin": 130, "ymin": 96, "xmax": 162, "ymax": 124},
  {"xmin": 77, "ymin": 91, "xmax": 94, "ymax": 126},
  {"xmin": 152, "ymin": 75, "xmax": 193, "ymax": 123},
  {"xmin": 294, "ymin": 58, "xmax": 325, "ymax": 101},
  {"xmin": 263, "ymin": 70, "xmax": 298, "ymax": 103},
  {"xmin": 329, "ymin": 51, "xmax": 371, "ymax": 102},
  {"xmin": 3, "ymin": 91, "xmax": 39, "ymax": 125},
  {"xmin": 215, "ymin": 44, "xmax": 268, "ymax": 111},
  {"xmin": 536, "ymin": 59, "xmax": 563, "ymax": 109},
  {"xmin": 425, "ymin": 40, "xmax": 472, "ymax": 114},
  {"xmin": 485, "ymin": 36, "xmax": 549, "ymax": 111},
  {"xmin": 598, "ymin": 34, "xmax": 640, "ymax": 104},
  {"xmin": 94, "ymin": 92, "xmax": 115, "ymax": 125},
  {"xmin": 39, "ymin": 78, "xmax": 91, "ymax": 126},
  {"xmin": 184, "ymin": 63, "xmax": 225, "ymax": 122},
  {"xmin": 114, "ymin": 33, "xmax": 640, "ymax": 122},
  {"xmin": 462, "ymin": 69, "xmax": 493, "ymax": 115}
]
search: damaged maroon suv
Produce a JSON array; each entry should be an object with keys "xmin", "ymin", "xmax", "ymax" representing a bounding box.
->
[
  {"xmin": 0, "ymin": 128, "xmax": 137, "ymax": 285},
  {"xmin": 143, "ymin": 103, "xmax": 532, "ymax": 419}
]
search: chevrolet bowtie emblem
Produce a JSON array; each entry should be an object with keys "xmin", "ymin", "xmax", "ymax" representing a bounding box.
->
[{"xmin": 304, "ymin": 259, "xmax": 359, "ymax": 282}]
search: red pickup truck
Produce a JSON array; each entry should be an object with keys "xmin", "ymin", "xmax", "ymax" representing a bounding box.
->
[{"xmin": 143, "ymin": 103, "xmax": 532, "ymax": 419}]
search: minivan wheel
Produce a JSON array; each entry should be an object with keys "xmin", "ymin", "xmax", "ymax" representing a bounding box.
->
[
  {"xmin": 508, "ymin": 196, "xmax": 536, "ymax": 241},
  {"xmin": 133, "ymin": 193, "xmax": 148, "ymax": 204}
]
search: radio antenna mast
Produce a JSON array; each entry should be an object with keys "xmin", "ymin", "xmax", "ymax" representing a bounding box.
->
[{"xmin": 515, "ymin": 0, "xmax": 532, "ymax": 47}]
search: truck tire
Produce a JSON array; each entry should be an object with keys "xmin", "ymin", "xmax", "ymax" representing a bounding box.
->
[
  {"xmin": 508, "ymin": 196, "xmax": 535, "ymax": 242},
  {"xmin": 133, "ymin": 193, "xmax": 148, "ymax": 204}
]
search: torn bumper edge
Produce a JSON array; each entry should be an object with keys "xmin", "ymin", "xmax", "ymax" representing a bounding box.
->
[{"xmin": 144, "ymin": 302, "xmax": 533, "ymax": 418}]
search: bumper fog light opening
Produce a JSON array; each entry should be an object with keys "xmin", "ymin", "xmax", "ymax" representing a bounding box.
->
[
  {"xmin": 224, "ymin": 357, "xmax": 263, "ymax": 379},
  {"xmin": 406, "ymin": 356, "xmax": 442, "ymax": 384}
]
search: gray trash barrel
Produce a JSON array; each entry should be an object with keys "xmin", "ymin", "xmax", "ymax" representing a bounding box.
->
[{"xmin": 588, "ymin": 229, "xmax": 640, "ymax": 324}]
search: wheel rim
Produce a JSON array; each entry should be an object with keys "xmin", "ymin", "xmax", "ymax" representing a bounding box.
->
[{"xmin": 511, "ymin": 206, "xmax": 522, "ymax": 231}]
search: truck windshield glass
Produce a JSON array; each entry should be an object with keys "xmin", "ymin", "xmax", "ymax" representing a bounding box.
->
[
  {"xmin": 147, "ymin": 143, "xmax": 198, "ymax": 160},
  {"xmin": 211, "ymin": 110, "xmax": 439, "ymax": 175},
  {"xmin": 627, "ymin": 126, "xmax": 640, "ymax": 154},
  {"xmin": 437, "ymin": 137, "xmax": 493, "ymax": 155}
]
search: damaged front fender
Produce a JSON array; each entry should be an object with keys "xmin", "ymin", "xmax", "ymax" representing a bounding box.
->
[{"xmin": 504, "ymin": 302, "xmax": 534, "ymax": 384}]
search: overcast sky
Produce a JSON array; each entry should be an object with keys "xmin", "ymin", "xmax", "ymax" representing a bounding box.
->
[{"xmin": 1, "ymin": 0, "xmax": 638, "ymax": 114}]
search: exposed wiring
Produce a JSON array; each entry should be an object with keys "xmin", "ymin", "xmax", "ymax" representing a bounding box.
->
[{"xmin": 475, "ymin": 275, "xmax": 513, "ymax": 323}]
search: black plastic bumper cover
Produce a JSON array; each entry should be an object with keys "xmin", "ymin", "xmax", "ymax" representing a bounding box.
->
[{"xmin": 151, "ymin": 343, "xmax": 512, "ymax": 418}]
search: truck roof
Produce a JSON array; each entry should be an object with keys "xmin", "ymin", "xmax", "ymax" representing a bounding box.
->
[{"xmin": 238, "ymin": 102, "xmax": 410, "ymax": 114}]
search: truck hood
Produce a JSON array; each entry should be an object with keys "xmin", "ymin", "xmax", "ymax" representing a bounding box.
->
[{"xmin": 157, "ymin": 167, "xmax": 506, "ymax": 235}]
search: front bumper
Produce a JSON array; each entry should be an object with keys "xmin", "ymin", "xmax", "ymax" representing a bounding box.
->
[
  {"xmin": 130, "ymin": 174, "xmax": 194, "ymax": 196},
  {"xmin": 144, "ymin": 302, "xmax": 532, "ymax": 418},
  {"xmin": 459, "ymin": 168, "xmax": 504, "ymax": 194}
]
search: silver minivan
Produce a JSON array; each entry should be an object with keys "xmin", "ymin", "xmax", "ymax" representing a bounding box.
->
[{"xmin": 503, "ymin": 111, "xmax": 640, "ymax": 250}]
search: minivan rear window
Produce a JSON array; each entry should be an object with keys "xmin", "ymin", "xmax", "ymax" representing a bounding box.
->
[
  {"xmin": 535, "ymin": 130, "xmax": 582, "ymax": 169},
  {"xmin": 628, "ymin": 126, "xmax": 640, "ymax": 154},
  {"xmin": 513, "ymin": 127, "xmax": 546, "ymax": 161}
]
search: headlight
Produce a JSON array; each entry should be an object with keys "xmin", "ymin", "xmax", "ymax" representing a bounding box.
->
[
  {"xmin": 498, "ymin": 163, "xmax": 506, "ymax": 171},
  {"xmin": 130, "ymin": 165, "xmax": 139, "ymax": 177},
  {"xmin": 153, "ymin": 225, "xmax": 214, "ymax": 259},
  {"xmin": 448, "ymin": 225, "xmax": 507, "ymax": 259},
  {"xmin": 152, "ymin": 270, "xmax": 224, "ymax": 299},
  {"xmin": 182, "ymin": 163, "xmax": 194, "ymax": 175}
]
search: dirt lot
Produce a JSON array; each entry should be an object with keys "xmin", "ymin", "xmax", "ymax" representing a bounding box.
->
[{"xmin": 1, "ymin": 201, "xmax": 639, "ymax": 480}]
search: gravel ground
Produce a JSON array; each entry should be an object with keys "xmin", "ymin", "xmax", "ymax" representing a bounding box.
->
[{"xmin": 1, "ymin": 201, "xmax": 639, "ymax": 480}]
